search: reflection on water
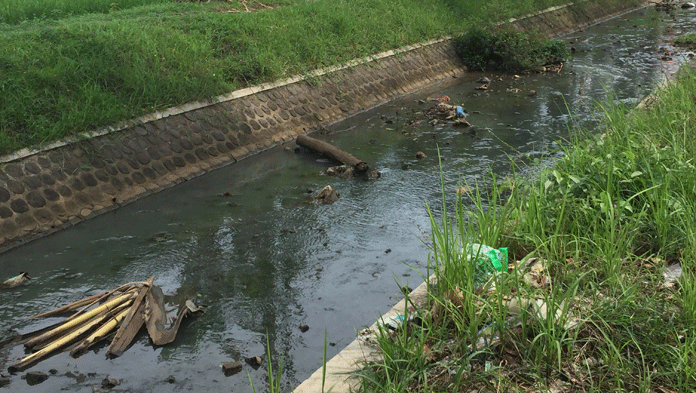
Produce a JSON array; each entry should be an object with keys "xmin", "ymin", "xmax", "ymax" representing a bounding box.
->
[{"xmin": 1, "ymin": 6, "xmax": 695, "ymax": 393}]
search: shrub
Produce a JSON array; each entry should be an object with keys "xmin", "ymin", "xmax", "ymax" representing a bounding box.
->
[{"xmin": 453, "ymin": 27, "xmax": 569, "ymax": 72}]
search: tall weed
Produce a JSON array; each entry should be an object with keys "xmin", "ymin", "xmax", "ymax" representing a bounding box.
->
[{"xmin": 359, "ymin": 51, "xmax": 696, "ymax": 393}]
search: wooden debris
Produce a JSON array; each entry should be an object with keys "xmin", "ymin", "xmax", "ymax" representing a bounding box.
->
[
  {"xmin": 297, "ymin": 134, "xmax": 369, "ymax": 173},
  {"xmin": 24, "ymin": 292, "xmax": 135, "ymax": 349},
  {"xmin": 29, "ymin": 291, "xmax": 108, "ymax": 319},
  {"xmin": 145, "ymin": 286, "xmax": 205, "ymax": 346},
  {"xmin": 70, "ymin": 306, "xmax": 131, "ymax": 356},
  {"xmin": 8, "ymin": 277, "xmax": 204, "ymax": 372},
  {"xmin": 105, "ymin": 276, "xmax": 154, "ymax": 358}
]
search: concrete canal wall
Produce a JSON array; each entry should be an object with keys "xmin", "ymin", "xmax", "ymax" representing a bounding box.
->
[{"xmin": 0, "ymin": 0, "xmax": 647, "ymax": 251}]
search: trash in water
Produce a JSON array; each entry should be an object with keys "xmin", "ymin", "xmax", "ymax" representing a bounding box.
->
[
  {"xmin": 314, "ymin": 185, "xmax": 340, "ymax": 204},
  {"xmin": 1, "ymin": 272, "xmax": 31, "ymax": 288},
  {"xmin": 8, "ymin": 277, "xmax": 205, "ymax": 372},
  {"xmin": 424, "ymin": 97, "xmax": 472, "ymax": 127}
]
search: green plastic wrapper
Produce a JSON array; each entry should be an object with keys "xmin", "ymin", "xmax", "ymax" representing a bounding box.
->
[{"xmin": 464, "ymin": 244, "xmax": 508, "ymax": 287}]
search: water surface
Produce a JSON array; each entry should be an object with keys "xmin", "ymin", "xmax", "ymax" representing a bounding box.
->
[{"xmin": 1, "ymin": 6, "xmax": 694, "ymax": 392}]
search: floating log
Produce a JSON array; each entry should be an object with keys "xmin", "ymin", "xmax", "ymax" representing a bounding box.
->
[{"xmin": 297, "ymin": 134, "xmax": 369, "ymax": 173}]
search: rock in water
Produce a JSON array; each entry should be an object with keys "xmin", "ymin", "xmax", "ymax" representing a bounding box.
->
[
  {"xmin": 314, "ymin": 186, "xmax": 339, "ymax": 204},
  {"xmin": 102, "ymin": 377, "xmax": 120, "ymax": 388},
  {"xmin": 24, "ymin": 371, "xmax": 48, "ymax": 386},
  {"xmin": 222, "ymin": 361, "xmax": 243, "ymax": 376}
]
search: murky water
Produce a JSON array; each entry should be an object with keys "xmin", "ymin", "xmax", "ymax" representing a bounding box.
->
[{"xmin": 1, "ymin": 6, "xmax": 695, "ymax": 392}]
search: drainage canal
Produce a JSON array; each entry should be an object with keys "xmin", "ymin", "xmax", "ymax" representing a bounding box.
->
[{"xmin": 1, "ymin": 6, "xmax": 694, "ymax": 393}]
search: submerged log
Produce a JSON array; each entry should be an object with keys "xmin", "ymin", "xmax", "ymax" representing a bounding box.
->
[{"xmin": 297, "ymin": 134, "xmax": 369, "ymax": 173}]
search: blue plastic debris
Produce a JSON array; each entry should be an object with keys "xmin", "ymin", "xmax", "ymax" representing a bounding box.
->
[{"xmin": 380, "ymin": 314, "xmax": 407, "ymax": 330}]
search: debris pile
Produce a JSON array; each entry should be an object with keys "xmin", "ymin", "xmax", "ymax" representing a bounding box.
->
[
  {"xmin": 655, "ymin": 1, "xmax": 675, "ymax": 12},
  {"xmin": 425, "ymin": 101, "xmax": 471, "ymax": 127},
  {"xmin": 8, "ymin": 277, "xmax": 205, "ymax": 372}
]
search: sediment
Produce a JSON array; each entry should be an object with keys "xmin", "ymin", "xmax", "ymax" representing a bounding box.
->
[{"xmin": 0, "ymin": 0, "xmax": 647, "ymax": 252}]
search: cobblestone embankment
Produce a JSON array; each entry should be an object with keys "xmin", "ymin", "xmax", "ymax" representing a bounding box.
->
[{"xmin": 0, "ymin": 0, "xmax": 645, "ymax": 251}]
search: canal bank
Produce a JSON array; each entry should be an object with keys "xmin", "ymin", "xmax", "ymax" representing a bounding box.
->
[
  {"xmin": 3, "ymin": 1, "xmax": 692, "ymax": 391},
  {"xmin": 0, "ymin": 0, "xmax": 646, "ymax": 252}
]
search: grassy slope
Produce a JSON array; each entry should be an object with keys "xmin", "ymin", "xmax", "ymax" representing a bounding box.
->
[
  {"xmin": 1, "ymin": 0, "xmax": 573, "ymax": 155},
  {"xmin": 358, "ymin": 67, "xmax": 696, "ymax": 392}
]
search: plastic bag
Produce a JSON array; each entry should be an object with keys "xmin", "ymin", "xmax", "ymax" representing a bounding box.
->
[{"xmin": 463, "ymin": 243, "xmax": 508, "ymax": 287}]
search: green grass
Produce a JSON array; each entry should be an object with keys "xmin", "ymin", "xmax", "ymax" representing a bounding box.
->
[
  {"xmin": 0, "ymin": 0, "xmax": 615, "ymax": 156},
  {"xmin": 675, "ymin": 33, "xmax": 696, "ymax": 49},
  {"xmin": 357, "ymin": 66, "xmax": 696, "ymax": 392}
]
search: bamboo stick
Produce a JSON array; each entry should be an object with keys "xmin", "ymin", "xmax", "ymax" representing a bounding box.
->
[
  {"xmin": 9, "ymin": 311, "xmax": 113, "ymax": 372},
  {"xmin": 9, "ymin": 299, "xmax": 132, "ymax": 372},
  {"xmin": 70, "ymin": 306, "xmax": 131, "ymax": 356},
  {"xmin": 31, "ymin": 301, "xmax": 132, "ymax": 352},
  {"xmin": 66, "ymin": 284, "xmax": 138, "ymax": 322},
  {"xmin": 28, "ymin": 292, "xmax": 108, "ymax": 319},
  {"xmin": 25, "ymin": 293, "xmax": 134, "ymax": 349},
  {"xmin": 105, "ymin": 277, "xmax": 154, "ymax": 358}
]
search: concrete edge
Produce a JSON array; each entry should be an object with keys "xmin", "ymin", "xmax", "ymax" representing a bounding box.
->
[
  {"xmin": 293, "ymin": 276, "xmax": 434, "ymax": 393},
  {"xmin": 0, "ymin": 37, "xmax": 447, "ymax": 165},
  {"xmin": 293, "ymin": 1, "xmax": 656, "ymax": 392},
  {"xmin": 0, "ymin": 0, "xmax": 650, "ymax": 252}
]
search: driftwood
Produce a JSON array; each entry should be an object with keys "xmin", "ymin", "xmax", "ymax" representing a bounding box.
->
[
  {"xmin": 28, "ymin": 291, "xmax": 108, "ymax": 320},
  {"xmin": 8, "ymin": 277, "xmax": 204, "ymax": 372},
  {"xmin": 145, "ymin": 285, "xmax": 205, "ymax": 345},
  {"xmin": 297, "ymin": 134, "xmax": 369, "ymax": 173},
  {"xmin": 105, "ymin": 276, "xmax": 154, "ymax": 358}
]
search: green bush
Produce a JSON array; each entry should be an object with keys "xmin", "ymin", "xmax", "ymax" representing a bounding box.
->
[
  {"xmin": 675, "ymin": 33, "xmax": 696, "ymax": 49},
  {"xmin": 453, "ymin": 27, "xmax": 569, "ymax": 72}
]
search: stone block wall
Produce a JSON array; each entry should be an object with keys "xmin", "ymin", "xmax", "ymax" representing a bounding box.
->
[
  {"xmin": 0, "ymin": 41, "xmax": 465, "ymax": 250},
  {"xmin": 0, "ymin": 0, "xmax": 648, "ymax": 251}
]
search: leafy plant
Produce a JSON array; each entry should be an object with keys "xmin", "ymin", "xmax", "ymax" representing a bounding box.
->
[{"xmin": 453, "ymin": 27, "xmax": 570, "ymax": 72}]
